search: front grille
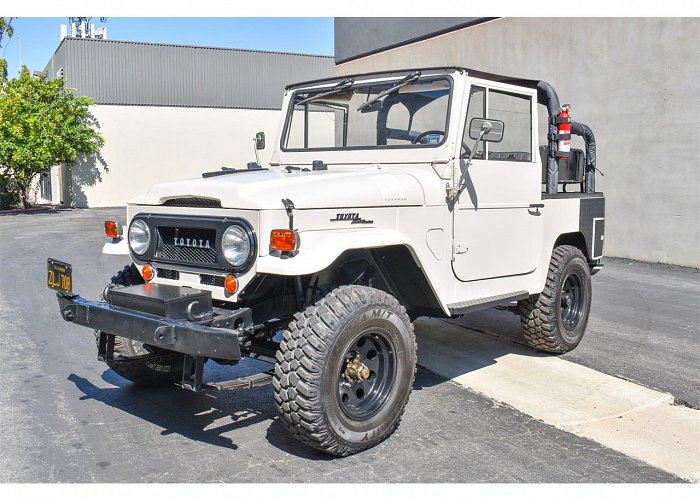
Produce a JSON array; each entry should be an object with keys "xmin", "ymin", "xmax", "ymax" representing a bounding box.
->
[
  {"xmin": 162, "ymin": 197, "xmax": 222, "ymax": 208},
  {"xmin": 159, "ymin": 245, "xmax": 217, "ymax": 264},
  {"xmin": 157, "ymin": 268, "xmax": 180, "ymax": 280},
  {"xmin": 156, "ymin": 226, "xmax": 217, "ymax": 265},
  {"xmin": 200, "ymin": 274, "xmax": 225, "ymax": 287}
]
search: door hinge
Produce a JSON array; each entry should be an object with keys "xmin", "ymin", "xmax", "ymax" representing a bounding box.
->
[{"xmin": 453, "ymin": 242, "xmax": 468, "ymax": 255}]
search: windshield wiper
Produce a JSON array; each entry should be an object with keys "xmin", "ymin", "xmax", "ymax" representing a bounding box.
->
[
  {"xmin": 296, "ymin": 78, "xmax": 354, "ymax": 106},
  {"xmin": 356, "ymin": 71, "xmax": 421, "ymax": 111}
]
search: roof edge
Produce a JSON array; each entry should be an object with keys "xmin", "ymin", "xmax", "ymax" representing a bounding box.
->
[
  {"xmin": 56, "ymin": 36, "xmax": 334, "ymax": 59},
  {"xmin": 334, "ymin": 18, "xmax": 497, "ymax": 65}
]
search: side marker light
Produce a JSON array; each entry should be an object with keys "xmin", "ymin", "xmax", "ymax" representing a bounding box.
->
[{"xmin": 270, "ymin": 229, "xmax": 298, "ymax": 252}]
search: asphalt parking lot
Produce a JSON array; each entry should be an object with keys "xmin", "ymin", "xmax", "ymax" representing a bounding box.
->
[{"xmin": 0, "ymin": 208, "xmax": 697, "ymax": 482}]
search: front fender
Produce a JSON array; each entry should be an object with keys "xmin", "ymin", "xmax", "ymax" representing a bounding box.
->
[
  {"xmin": 256, "ymin": 228, "xmax": 412, "ymax": 276},
  {"xmin": 102, "ymin": 238, "xmax": 129, "ymax": 255}
]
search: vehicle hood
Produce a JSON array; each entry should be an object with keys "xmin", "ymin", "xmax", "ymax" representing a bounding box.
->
[{"xmin": 129, "ymin": 167, "xmax": 426, "ymax": 209}]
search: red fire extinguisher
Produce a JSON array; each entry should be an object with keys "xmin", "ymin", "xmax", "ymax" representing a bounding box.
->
[{"xmin": 557, "ymin": 105, "xmax": 572, "ymax": 160}]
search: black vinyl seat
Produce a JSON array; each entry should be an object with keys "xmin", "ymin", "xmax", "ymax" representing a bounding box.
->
[
  {"xmin": 539, "ymin": 145, "xmax": 585, "ymax": 184},
  {"xmin": 488, "ymin": 151, "xmax": 532, "ymax": 162}
]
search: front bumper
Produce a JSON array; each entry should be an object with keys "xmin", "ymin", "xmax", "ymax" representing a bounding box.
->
[{"xmin": 56, "ymin": 293, "xmax": 241, "ymax": 360}]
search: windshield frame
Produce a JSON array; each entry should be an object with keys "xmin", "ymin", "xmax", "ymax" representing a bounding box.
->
[{"xmin": 279, "ymin": 74, "xmax": 455, "ymax": 153}]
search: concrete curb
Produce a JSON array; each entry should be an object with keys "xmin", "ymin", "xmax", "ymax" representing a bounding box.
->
[
  {"xmin": 0, "ymin": 206, "xmax": 61, "ymax": 216},
  {"xmin": 414, "ymin": 317, "xmax": 700, "ymax": 481}
]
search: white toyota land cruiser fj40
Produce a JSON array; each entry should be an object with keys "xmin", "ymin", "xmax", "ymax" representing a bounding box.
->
[{"xmin": 49, "ymin": 67, "xmax": 604, "ymax": 456}]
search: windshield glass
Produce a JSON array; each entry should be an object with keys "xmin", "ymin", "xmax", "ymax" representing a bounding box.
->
[{"xmin": 282, "ymin": 76, "xmax": 452, "ymax": 151}]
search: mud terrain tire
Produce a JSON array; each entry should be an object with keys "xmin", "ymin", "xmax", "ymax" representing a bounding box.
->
[
  {"xmin": 273, "ymin": 285, "xmax": 416, "ymax": 456},
  {"xmin": 518, "ymin": 245, "xmax": 592, "ymax": 353}
]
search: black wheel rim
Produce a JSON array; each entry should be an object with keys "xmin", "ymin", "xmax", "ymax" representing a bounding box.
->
[
  {"xmin": 560, "ymin": 272, "xmax": 585, "ymax": 332},
  {"xmin": 337, "ymin": 329, "xmax": 396, "ymax": 421}
]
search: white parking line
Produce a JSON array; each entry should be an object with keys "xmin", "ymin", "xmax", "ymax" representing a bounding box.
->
[{"xmin": 414, "ymin": 317, "xmax": 700, "ymax": 482}]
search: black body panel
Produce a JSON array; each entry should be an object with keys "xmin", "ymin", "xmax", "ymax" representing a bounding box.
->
[
  {"xmin": 370, "ymin": 246, "xmax": 445, "ymax": 318},
  {"xmin": 579, "ymin": 195, "xmax": 605, "ymax": 260}
]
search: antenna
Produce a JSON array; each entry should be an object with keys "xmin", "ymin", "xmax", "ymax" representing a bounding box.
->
[{"xmin": 65, "ymin": 17, "xmax": 107, "ymax": 40}]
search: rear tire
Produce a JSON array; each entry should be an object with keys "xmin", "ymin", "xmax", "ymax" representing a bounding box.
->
[
  {"xmin": 98, "ymin": 264, "xmax": 184, "ymax": 387},
  {"xmin": 518, "ymin": 245, "xmax": 592, "ymax": 353},
  {"xmin": 273, "ymin": 285, "xmax": 416, "ymax": 456}
]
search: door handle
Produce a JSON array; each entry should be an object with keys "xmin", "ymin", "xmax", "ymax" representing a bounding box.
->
[{"xmin": 528, "ymin": 203, "xmax": 544, "ymax": 215}]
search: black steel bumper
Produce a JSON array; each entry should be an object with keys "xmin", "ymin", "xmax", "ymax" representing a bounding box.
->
[{"xmin": 56, "ymin": 293, "xmax": 241, "ymax": 360}]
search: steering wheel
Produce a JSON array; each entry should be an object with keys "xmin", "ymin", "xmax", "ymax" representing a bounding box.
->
[{"xmin": 412, "ymin": 130, "xmax": 445, "ymax": 144}]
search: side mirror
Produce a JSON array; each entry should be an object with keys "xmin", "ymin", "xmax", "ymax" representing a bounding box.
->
[
  {"xmin": 469, "ymin": 118, "xmax": 504, "ymax": 143},
  {"xmin": 453, "ymin": 117, "xmax": 507, "ymax": 198},
  {"xmin": 255, "ymin": 132, "xmax": 266, "ymax": 150}
]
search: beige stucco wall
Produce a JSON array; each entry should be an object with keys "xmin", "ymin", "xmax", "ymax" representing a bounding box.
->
[
  {"xmin": 337, "ymin": 18, "xmax": 700, "ymax": 268},
  {"xmin": 60, "ymin": 105, "xmax": 281, "ymax": 208}
]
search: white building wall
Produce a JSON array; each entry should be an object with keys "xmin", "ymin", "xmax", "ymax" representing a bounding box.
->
[
  {"xmin": 336, "ymin": 18, "xmax": 700, "ymax": 268},
  {"xmin": 62, "ymin": 105, "xmax": 281, "ymax": 208}
]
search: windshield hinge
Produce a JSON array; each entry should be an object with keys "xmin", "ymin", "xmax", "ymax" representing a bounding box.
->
[
  {"xmin": 432, "ymin": 158, "xmax": 454, "ymax": 182},
  {"xmin": 431, "ymin": 157, "xmax": 450, "ymax": 165},
  {"xmin": 281, "ymin": 198, "xmax": 295, "ymax": 230}
]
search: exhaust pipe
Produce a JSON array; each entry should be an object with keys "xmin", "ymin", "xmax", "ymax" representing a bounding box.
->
[
  {"xmin": 536, "ymin": 81, "xmax": 561, "ymax": 194},
  {"xmin": 571, "ymin": 121, "xmax": 597, "ymax": 193}
]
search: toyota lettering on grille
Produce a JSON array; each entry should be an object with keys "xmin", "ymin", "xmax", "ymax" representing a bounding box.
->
[{"xmin": 173, "ymin": 237, "xmax": 212, "ymax": 249}]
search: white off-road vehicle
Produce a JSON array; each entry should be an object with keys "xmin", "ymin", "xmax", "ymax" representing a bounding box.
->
[{"xmin": 50, "ymin": 67, "xmax": 604, "ymax": 456}]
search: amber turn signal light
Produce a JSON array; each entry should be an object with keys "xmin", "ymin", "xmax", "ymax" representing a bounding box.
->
[
  {"xmin": 104, "ymin": 220, "xmax": 123, "ymax": 239},
  {"xmin": 224, "ymin": 274, "xmax": 238, "ymax": 294},
  {"xmin": 142, "ymin": 263, "xmax": 154, "ymax": 281},
  {"xmin": 270, "ymin": 229, "xmax": 298, "ymax": 252}
]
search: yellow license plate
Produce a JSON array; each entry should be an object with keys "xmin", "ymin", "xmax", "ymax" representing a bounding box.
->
[{"xmin": 47, "ymin": 258, "xmax": 73, "ymax": 296}]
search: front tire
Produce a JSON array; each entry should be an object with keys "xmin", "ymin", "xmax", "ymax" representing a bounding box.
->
[
  {"xmin": 98, "ymin": 264, "xmax": 184, "ymax": 387},
  {"xmin": 273, "ymin": 285, "xmax": 416, "ymax": 456},
  {"xmin": 518, "ymin": 245, "xmax": 592, "ymax": 353}
]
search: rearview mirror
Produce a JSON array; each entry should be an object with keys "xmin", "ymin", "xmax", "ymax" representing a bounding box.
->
[
  {"xmin": 469, "ymin": 118, "xmax": 504, "ymax": 143},
  {"xmin": 255, "ymin": 132, "xmax": 266, "ymax": 150}
]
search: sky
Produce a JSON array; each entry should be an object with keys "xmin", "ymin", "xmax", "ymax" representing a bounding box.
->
[{"xmin": 1, "ymin": 17, "xmax": 335, "ymax": 79}]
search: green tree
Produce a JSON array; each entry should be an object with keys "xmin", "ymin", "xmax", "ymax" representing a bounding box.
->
[
  {"xmin": 0, "ymin": 17, "xmax": 14, "ymax": 81},
  {"xmin": 0, "ymin": 67, "xmax": 104, "ymax": 208}
]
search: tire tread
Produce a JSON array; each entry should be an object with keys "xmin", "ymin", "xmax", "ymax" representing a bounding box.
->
[
  {"xmin": 518, "ymin": 245, "xmax": 590, "ymax": 354},
  {"xmin": 273, "ymin": 285, "xmax": 416, "ymax": 456}
]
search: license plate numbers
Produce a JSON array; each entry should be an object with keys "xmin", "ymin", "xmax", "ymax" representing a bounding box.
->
[{"xmin": 47, "ymin": 258, "xmax": 73, "ymax": 296}]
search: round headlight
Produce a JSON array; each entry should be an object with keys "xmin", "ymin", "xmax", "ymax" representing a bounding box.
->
[
  {"xmin": 222, "ymin": 225, "xmax": 251, "ymax": 267},
  {"xmin": 128, "ymin": 219, "xmax": 151, "ymax": 255}
]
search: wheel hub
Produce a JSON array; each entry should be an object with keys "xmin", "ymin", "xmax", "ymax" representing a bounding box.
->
[
  {"xmin": 560, "ymin": 272, "xmax": 584, "ymax": 330},
  {"xmin": 344, "ymin": 356, "xmax": 371, "ymax": 382},
  {"xmin": 337, "ymin": 330, "xmax": 397, "ymax": 420},
  {"xmin": 564, "ymin": 293, "xmax": 572, "ymax": 307}
]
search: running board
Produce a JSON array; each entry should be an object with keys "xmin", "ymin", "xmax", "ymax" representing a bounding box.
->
[
  {"xmin": 203, "ymin": 370, "xmax": 275, "ymax": 392},
  {"xmin": 447, "ymin": 291, "xmax": 529, "ymax": 316}
]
